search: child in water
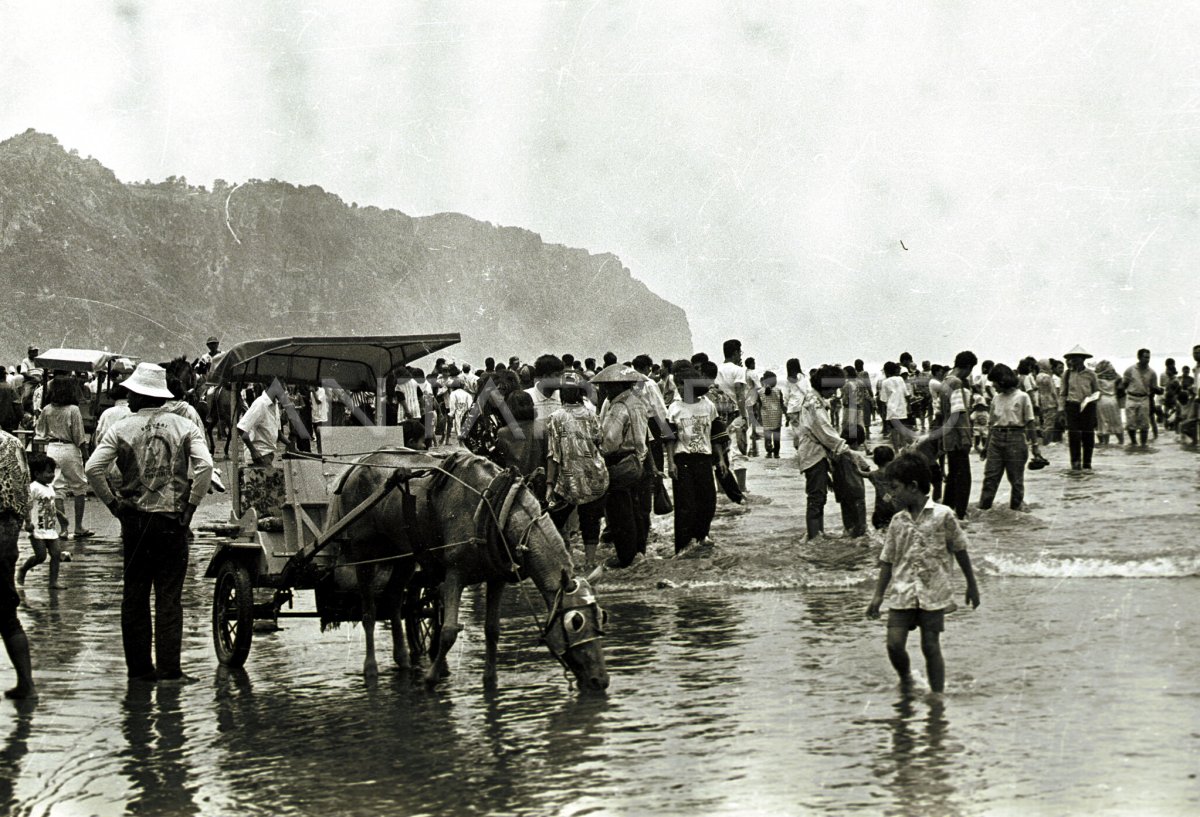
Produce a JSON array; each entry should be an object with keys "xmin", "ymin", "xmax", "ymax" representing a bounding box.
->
[
  {"xmin": 19, "ymin": 453, "xmax": 68, "ymax": 588},
  {"xmin": 970, "ymin": 398, "xmax": 990, "ymax": 458},
  {"xmin": 866, "ymin": 452, "xmax": 980, "ymax": 694},
  {"xmin": 867, "ymin": 445, "xmax": 896, "ymax": 530}
]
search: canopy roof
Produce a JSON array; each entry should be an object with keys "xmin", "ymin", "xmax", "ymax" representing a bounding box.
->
[
  {"xmin": 205, "ymin": 334, "xmax": 460, "ymax": 391},
  {"xmin": 34, "ymin": 348, "xmax": 113, "ymax": 373}
]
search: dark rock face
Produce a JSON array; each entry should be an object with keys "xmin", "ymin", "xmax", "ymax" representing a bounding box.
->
[{"xmin": 0, "ymin": 130, "xmax": 692, "ymax": 364}]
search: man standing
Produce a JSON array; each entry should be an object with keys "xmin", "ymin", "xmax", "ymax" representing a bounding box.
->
[
  {"xmin": 938, "ymin": 351, "xmax": 978, "ymax": 520},
  {"xmin": 85, "ymin": 363, "xmax": 213, "ymax": 683},
  {"xmin": 526, "ymin": 354, "xmax": 565, "ymax": 421},
  {"xmin": 1121, "ymin": 348, "xmax": 1159, "ymax": 448},
  {"xmin": 715, "ymin": 339, "xmax": 749, "ymax": 493}
]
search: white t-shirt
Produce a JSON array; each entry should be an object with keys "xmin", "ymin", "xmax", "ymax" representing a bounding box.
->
[
  {"xmin": 310, "ymin": 387, "xmax": 329, "ymax": 424},
  {"xmin": 29, "ymin": 480, "xmax": 59, "ymax": 540},
  {"xmin": 880, "ymin": 375, "xmax": 909, "ymax": 420},
  {"xmin": 715, "ymin": 361, "xmax": 747, "ymax": 402},
  {"xmin": 526, "ymin": 385, "xmax": 562, "ymax": 421},
  {"xmin": 237, "ymin": 392, "xmax": 281, "ymax": 460},
  {"xmin": 668, "ymin": 397, "xmax": 717, "ymax": 456}
]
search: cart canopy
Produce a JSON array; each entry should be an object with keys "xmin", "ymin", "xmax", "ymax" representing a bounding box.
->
[
  {"xmin": 34, "ymin": 348, "xmax": 113, "ymax": 373},
  {"xmin": 205, "ymin": 334, "xmax": 461, "ymax": 391}
]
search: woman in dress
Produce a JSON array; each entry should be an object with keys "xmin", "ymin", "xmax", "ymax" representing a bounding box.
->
[{"xmin": 1093, "ymin": 360, "xmax": 1122, "ymax": 444}]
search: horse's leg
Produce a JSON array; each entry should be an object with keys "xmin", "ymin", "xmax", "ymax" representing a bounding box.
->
[
  {"xmin": 426, "ymin": 574, "xmax": 464, "ymax": 686},
  {"xmin": 483, "ymin": 580, "xmax": 505, "ymax": 686},
  {"xmin": 390, "ymin": 606, "xmax": 410, "ymax": 670},
  {"xmin": 357, "ymin": 564, "xmax": 379, "ymax": 680}
]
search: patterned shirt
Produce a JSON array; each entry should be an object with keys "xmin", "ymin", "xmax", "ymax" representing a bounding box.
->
[
  {"xmin": 86, "ymin": 408, "xmax": 213, "ymax": 515},
  {"xmin": 598, "ymin": 390, "xmax": 649, "ymax": 460},
  {"xmin": 667, "ymin": 397, "xmax": 717, "ymax": 455},
  {"xmin": 795, "ymin": 390, "xmax": 848, "ymax": 472},
  {"xmin": 880, "ymin": 499, "xmax": 970, "ymax": 611},
  {"xmin": 546, "ymin": 404, "xmax": 609, "ymax": 504},
  {"xmin": 0, "ymin": 430, "xmax": 30, "ymax": 519}
]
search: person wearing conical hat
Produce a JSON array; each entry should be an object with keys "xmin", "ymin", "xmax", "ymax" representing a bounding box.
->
[
  {"xmin": 85, "ymin": 362, "xmax": 213, "ymax": 684},
  {"xmin": 1120, "ymin": 348, "xmax": 1158, "ymax": 449},
  {"xmin": 1061, "ymin": 345, "xmax": 1100, "ymax": 470}
]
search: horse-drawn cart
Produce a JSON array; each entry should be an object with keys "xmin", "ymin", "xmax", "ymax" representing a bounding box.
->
[{"xmin": 203, "ymin": 334, "xmax": 459, "ymax": 669}]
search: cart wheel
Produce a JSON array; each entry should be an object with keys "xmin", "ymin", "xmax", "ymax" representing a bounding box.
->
[
  {"xmin": 404, "ymin": 585, "xmax": 444, "ymax": 662},
  {"xmin": 213, "ymin": 560, "xmax": 254, "ymax": 668}
]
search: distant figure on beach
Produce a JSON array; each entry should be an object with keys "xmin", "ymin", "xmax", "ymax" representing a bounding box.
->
[
  {"xmin": 866, "ymin": 452, "xmax": 980, "ymax": 694},
  {"xmin": 977, "ymin": 363, "xmax": 1040, "ymax": 511},
  {"xmin": 1093, "ymin": 361, "xmax": 1122, "ymax": 444},
  {"xmin": 1062, "ymin": 346, "xmax": 1100, "ymax": 470},
  {"xmin": 1121, "ymin": 349, "xmax": 1159, "ymax": 448},
  {"xmin": 938, "ymin": 351, "xmax": 977, "ymax": 520}
]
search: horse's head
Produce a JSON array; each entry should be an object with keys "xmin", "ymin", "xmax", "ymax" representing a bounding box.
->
[{"xmin": 542, "ymin": 569, "xmax": 610, "ymax": 692}]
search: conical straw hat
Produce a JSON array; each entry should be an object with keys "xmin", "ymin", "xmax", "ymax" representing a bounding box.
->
[{"xmin": 1063, "ymin": 344, "xmax": 1092, "ymax": 359}]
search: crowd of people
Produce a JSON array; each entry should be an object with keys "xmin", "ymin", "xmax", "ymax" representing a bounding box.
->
[{"xmin": 1, "ymin": 335, "xmax": 1199, "ymax": 699}]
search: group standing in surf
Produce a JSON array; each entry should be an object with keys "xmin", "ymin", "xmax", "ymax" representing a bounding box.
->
[{"xmin": 1, "ymin": 337, "xmax": 1199, "ymax": 699}]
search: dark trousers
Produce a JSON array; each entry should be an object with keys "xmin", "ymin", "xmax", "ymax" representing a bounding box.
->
[
  {"xmin": 605, "ymin": 477, "xmax": 651, "ymax": 567},
  {"xmin": 550, "ymin": 496, "xmax": 606, "ymax": 544},
  {"xmin": 942, "ymin": 448, "xmax": 972, "ymax": 519},
  {"xmin": 831, "ymin": 452, "xmax": 867, "ymax": 537},
  {"xmin": 763, "ymin": 428, "xmax": 781, "ymax": 456},
  {"xmin": 804, "ymin": 460, "xmax": 829, "ymax": 538},
  {"xmin": 121, "ymin": 512, "xmax": 190, "ymax": 679},
  {"xmin": 672, "ymin": 453, "xmax": 716, "ymax": 552},
  {"xmin": 978, "ymin": 428, "xmax": 1027, "ymax": 509},
  {"xmin": 1064, "ymin": 401, "xmax": 1096, "ymax": 468}
]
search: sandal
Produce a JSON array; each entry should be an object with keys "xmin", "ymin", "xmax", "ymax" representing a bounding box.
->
[{"xmin": 72, "ymin": 530, "xmax": 95, "ymax": 540}]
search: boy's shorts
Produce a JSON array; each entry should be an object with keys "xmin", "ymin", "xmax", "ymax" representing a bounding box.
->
[{"xmin": 887, "ymin": 608, "xmax": 945, "ymax": 632}]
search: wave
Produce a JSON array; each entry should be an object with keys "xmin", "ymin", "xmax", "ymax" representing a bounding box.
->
[{"xmin": 981, "ymin": 552, "xmax": 1200, "ymax": 579}]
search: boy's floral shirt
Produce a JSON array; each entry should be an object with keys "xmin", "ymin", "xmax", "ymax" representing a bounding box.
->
[{"xmin": 880, "ymin": 499, "xmax": 970, "ymax": 611}]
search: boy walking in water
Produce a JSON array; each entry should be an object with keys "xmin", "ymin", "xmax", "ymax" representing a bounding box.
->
[{"xmin": 866, "ymin": 452, "xmax": 980, "ymax": 694}]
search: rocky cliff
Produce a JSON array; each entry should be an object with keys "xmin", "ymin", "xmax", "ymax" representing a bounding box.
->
[{"xmin": 0, "ymin": 130, "xmax": 692, "ymax": 367}]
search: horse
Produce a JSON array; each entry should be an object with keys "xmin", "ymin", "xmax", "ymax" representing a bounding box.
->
[
  {"xmin": 326, "ymin": 449, "xmax": 609, "ymax": 691},
  {"xmin": 200, "ymin": 384, "xmax": 240, "ymax": 456}
]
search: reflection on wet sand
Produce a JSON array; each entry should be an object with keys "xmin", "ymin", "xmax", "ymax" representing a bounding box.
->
[
  {"xmin": 876, "ymin": 694, "xmax": 962, "ymax": 817},
  {"xmin": 121, "ymin": 682, "xmax": 198, "ymax": 817}
]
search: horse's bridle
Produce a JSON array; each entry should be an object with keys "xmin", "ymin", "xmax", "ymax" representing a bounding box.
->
[{"xmin": 541, "ymin": 577, "xmax": 608, "ymax": 661}]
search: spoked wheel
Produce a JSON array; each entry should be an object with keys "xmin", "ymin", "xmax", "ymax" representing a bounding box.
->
[
  {"xmin": 404, "ymin": 584, "xmax": 445, "ymax": 662},
  {"xmin": 212, "ymin": 561, "xmax": 254, "ymax": 668}
]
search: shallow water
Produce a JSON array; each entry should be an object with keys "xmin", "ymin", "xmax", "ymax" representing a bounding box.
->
[{"xmin": 2, "ymin": 434, "xmax": 1198, "ymax": 816}]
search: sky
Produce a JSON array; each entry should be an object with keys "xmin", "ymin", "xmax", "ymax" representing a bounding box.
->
[{"xmin": 3, "ymin": 1, "xmax": 1200, "ymax": 369}]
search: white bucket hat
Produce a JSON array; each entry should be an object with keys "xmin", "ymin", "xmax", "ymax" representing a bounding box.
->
[{"xmin": 122, "ymin": 362, "xmax": 175, "ymax": 398}]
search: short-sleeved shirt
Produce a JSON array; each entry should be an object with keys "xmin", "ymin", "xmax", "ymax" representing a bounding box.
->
[
  {"xmin": 880, "ymin": 499, "xmax": 970, "ymax": 612},
  {"xmin": 29, "ymin": 480, "xmax": 58, "ymax": 539},
  {"xmin": 35, "ymin": 404, "xmax": 86, "ymax": 446},
  {"xmin": 880, "ymin": 375, "xmax": 909, "ymax": 420},
  {"xmin": 714, "ymin": 362, "xmax": 747, "ymax": 416},
  {"xmin": 989, "ymin": 389, "xmax": 1035, "ymax": 427},
  {"xmin": 938, "ymin": 373, "xmax": 974, "ymax": 453},
  {"xmin": 1121, "ymin": 365, "xmax": 1158, "ymax": 401},
  {"xmin": 237, "ymin": 392, "xmax": 281, "ymax": 460},
  {"xmin": 546, "ymin": 405, "xmax": 608, "ymax": 504},
  {"xmin": 1063, "ymin": 368, "xmax": 1100, "ymax": 404},
  {"xmin": 526, "ymin": 385, "xmax": 562, "ymax": 421},
  {"xmin": 667, "ymin": 397, "xmax": 717, "ymax": 456}
]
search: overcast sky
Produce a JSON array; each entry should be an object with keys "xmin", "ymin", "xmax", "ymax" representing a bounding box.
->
[{"xmin": 3, "ymin": 1, "xmax": 1199, "ymax": 368}]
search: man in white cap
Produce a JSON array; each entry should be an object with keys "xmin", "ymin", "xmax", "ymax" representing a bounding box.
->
[
  {"xmin": 193, "ymin": 336, "xmax": 221, "ymax": 376},
  {"xmin": 85, "ymin": 362, "xmax": 213, "ymax": 684},
  {"xmin": 18, "ymin": 346, "xmax": 38, "ymax": 375}
]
